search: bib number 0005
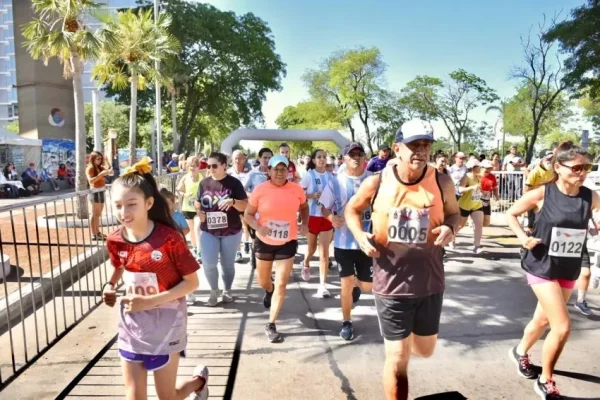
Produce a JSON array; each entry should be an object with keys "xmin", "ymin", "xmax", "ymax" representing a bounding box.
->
[{"xmin": 387, "ymin": 207, "xmax": 429, "ymax": 244}]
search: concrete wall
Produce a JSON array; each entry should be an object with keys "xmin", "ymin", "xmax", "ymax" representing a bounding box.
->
[{"xmin": 13, "ymin": 1, "xmax": 75, "ymax": 141}]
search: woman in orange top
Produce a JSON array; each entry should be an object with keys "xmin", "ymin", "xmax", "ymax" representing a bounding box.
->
[{"xmin": 86, "ymin": 151, "xmax": 113, "ymax": 240}]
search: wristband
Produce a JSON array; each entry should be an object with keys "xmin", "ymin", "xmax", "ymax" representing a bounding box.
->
[{"xmin": 102, "ymin": 282, "xmax": 115, "ymax": 292}]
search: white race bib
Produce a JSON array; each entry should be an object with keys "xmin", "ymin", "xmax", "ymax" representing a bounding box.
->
[
  {"xmin": 123, "ymin": 271, "xmax": 159, "ymax": 297},
  {"xmin": 267, "ymin": 220, "xmax": 290, "ymax": 241},
  {"xmin": 548, "ymin": 227, "xmax": 586, "ymax": 258},
  {"xmin": 471, "ymin": 188, "xmax": 481, "ymax": 202},
  {"xmin": 388, "ymin": 207, "xmax": 430, "ymax": 244},
  {"xmin": 480, "ymin": 190, "xmax": 491, "ymax": 201},
  {"xmin": 188, "ymin": 197, "xmax": 195, "ymax": 208},
  {"xmin": 207, "ymin": 212, "xmax": 228, "ymax": 230}
]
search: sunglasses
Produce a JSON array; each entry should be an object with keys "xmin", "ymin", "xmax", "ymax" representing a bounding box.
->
[
  {"xmin": 559, "ymin": 163, "xmax": 593, "ymax": 174},
  {"xmin": 207, "ymin": 164, "xmax": 220, "ymax": 170}
]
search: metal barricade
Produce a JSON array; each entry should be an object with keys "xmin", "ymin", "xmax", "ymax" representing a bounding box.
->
[
  {"xmin": 490, "ymin": 171, "xmax": 525, "ymax": 218},
  {"xmin": 0, "ymin": 172, "xmax": 182, "ymax": 390}
]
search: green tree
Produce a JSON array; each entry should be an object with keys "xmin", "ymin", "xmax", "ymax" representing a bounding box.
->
[
  {"xmin": 510, "ymin": 18, "xmax": 570, "ymax": 163},
  {"xmin": 84, "ymin": 101, "xmax": 130, "ymax": 148},
  {"xmin": 544, "ymin": 1, "xmax": 600, "ymax": 99},
  {"xmin": 93, "ymin": 8, "xmax": 180, "ymax": 164},
  {"xmin": 580, "ymin": 94, "xmax": 600, "ymax": 129},
  {"xmin": 403, "ymin": 69, "xmax": 499, "ymax": 150},
  {"xmin": 3, "ymin": 119, "xmax": 18, "ymax": 134},
  {"xmin": 22, "ymin": 0, "xmax": 116, "ymax": 217},
  {"xmin": 304, "ymin": 47, "xmax": 387, "ymax": 150}
]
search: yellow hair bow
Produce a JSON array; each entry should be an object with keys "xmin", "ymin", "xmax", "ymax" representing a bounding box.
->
[{"xmin": 124, "ymin": 157, "xmax": 153, "ymax": 175}]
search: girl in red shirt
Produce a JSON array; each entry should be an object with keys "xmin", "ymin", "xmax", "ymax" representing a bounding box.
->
[{"xmin": 102, "ymin": 157, "xmax": 209, "ymax": 400}]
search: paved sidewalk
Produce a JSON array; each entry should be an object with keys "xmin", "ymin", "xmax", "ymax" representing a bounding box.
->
[{"xmin": 2, "ymin": 232, "xmax": 600, "ymax": 399}]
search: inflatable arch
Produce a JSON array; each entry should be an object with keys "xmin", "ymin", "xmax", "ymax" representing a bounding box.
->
[{"xmin": 220, "ymin": 129, "xmax": 351, "ymax": 155}]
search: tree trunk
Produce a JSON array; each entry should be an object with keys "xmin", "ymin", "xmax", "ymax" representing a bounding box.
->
[
  {"xmin": 347, "ymin": 121, "xmax": 355, "ymax": 142},
  {"xmin": 71, "ymin": 53, "xmax": 89, "ymax": 220},
  {"xmin": 129, "ymin": 74, "xmax": 138, "ymax": 165},
  {"xmin": 171, "ymin": 95, "xmax": 178, "ymax": 152}
]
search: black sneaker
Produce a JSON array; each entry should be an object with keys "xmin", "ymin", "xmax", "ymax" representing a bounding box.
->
[
  {"xmin": 265, "ymin": 323, "xmax": 283, "ymax": 343},
  {"xmin": 534, "ymin": 377, "xmax": 562, "ymax": 399},
  {"xmin": 339, "ymin": 321, "xmax": 354, "ymax": 341},
  {"xmin": 352, "ymin": 286, "xmax": 361, "ymax": 304},
  {"xmin": 509, "ymin": 345, "xmax": 537, "ymax": 379},
  {"xmin": 244, "ymin": 241, "xmax": 251, "ymax": 255},
  {"xmin": 263, "ymin": 288, "xmax": 273, "ymax": 309}
]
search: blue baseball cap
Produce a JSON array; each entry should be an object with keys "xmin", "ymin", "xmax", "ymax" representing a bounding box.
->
[
  {"xmin": 268, "ymin": 154, "xmax": 289, "ymax": 168},
  {"xmin": 395, "ymin": 119, "xmax": 435, "ymax": 144}
]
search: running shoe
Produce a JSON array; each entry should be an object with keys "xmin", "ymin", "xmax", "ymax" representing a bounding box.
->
[
  {"xmin": 352, "ymin": 286, "xmax": 361, "ymax": 304},
  {"xmin": 235, "ymin": 251, "xmax": 243, "ymax": 262},
  {"xmin": 472, "ymin": 246, "xmax": 480, "ymax": 255},
  {"xmin": 575, "ymin": 300, "xmax": 593, "ymax": 316},
  {"xmin": 301, "ymin": 265, "xmax": 311, "ymax": 281},
  {"xmin": 187, "ymin": 293, "xmax": 196, "ymax": 304},
  {"xmin": 339, "ymin": 321, "xmax": 354, "ymax": 341},
  {"xmin": 509, "ymin": 345, "xmax": 537, "ymax": 379},
  {"xmin": 534, "ymin": 377, "xmax": 562, "ymax": 399},
  {"xmin": 317, "ymin": 285, "xmax": 331, "ymax": 298},
  {"xmin": 194, "ymin": 248, "xmax": 202, "ymax": 261},
  {"xmin": 263, "ymin": 288, "xmax": 273, "ymax": 309},
  {"xmin": 265, "ymin": 323, "xmax": 283, "ymax": 343},
  {"xmin": 207, "ymin": 290, "xmax": 219, "ymax": 307},
  {"xmin": 592, "ymin": 266, "xmax": 600, "ymax": 289},
  {"xmin": 222, "ymin": 290, "xmax": 234, "ymax": 303},
  {"xmin": 189, "ymin": 364, "xmax": 210, "ymax": 400},
  {"xmin": 243, "ymin": 241, "xmax": 251, "ymax": 255}
]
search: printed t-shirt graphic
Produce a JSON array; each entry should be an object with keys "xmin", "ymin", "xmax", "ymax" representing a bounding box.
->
[{"xmin": 197, "ymin": 175, "xmax": 247, "ymax": 236}]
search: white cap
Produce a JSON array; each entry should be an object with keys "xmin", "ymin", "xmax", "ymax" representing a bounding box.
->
[
  {"xmin": 466, "ymin": 158, "xmax": 480, "ymax": 169},
  {"xmin": 480, "ymin": 159, "xmax": 493, "ymax": 169},
  {"xmin": 455, "ymin": 152, "xmax": 466, "ymax": 158}
]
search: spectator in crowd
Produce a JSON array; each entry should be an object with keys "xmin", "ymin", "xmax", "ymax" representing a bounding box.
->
[
  {"xmin": 436, "ymin": 153, "xmax": 449, "ymax": 175},
  {"xmin": 40, "ymin": 166, "xmax": 59, "ymax": 191},
  {"xmin": 86, "ymin": 151, "xmax": 112, "ymax": 240},
  {"xmin": 502, "ymin": 145, "xmax": 526, "ymax": 199},
  {"xmin": 3, "ymin": 162, "xmax": 18, "ymax": 181},
  {"xmin": 57, "ymin": 163, "xmax": 75, "ymax": 187},
  {"xmin": 166, "ymin": 153, "xmax": 180, "ymax": 173},
  {"xmin": 491, "ymin": 152, "xmax": 501, "ymax": 171},
  {"xmin": 22, "ymin": 162, "xmax": 42, "ymax": 193},
  {"xmin": 366, "ymin": 143, "xmax": 391, "ymax": 173}
]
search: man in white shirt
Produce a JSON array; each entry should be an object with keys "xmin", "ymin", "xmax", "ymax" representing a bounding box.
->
[
  {"xmin": 448, "ymin": 152, "xmax": 467, "ymax": 199},
  {"xmin": 502, "ymin": 145, "xmax": 526, "ymax": 199}
]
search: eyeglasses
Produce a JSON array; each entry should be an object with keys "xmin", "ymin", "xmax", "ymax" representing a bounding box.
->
[
  {"xmin": 559, "ymin": 163, "xmax": 593, "ymax": 174},
  {"xmin": 207, "ymin": 164, "xmax": 220, "ymax": 170}
]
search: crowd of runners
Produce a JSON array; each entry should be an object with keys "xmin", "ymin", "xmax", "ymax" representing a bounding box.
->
[{"xmin": 100, "ymin": 119, "xmax": 599, "ymax": 400}]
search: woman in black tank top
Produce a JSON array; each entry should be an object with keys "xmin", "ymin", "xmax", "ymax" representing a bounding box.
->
[{"xmin": 505, "ymin": 141, "xmax": 600, "ymax": 398}]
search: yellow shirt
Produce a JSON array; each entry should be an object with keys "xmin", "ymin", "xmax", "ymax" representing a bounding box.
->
[
  {"xmin": 526, "ymin": 165, "xmax": 553, "ymax": 188},
  {"xmin": 458, "ymin": 175, "xmax": 483, "ymax": 211}
]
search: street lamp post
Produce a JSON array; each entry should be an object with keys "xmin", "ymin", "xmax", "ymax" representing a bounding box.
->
[{"xmin": 154, "ymin": 0, "xmax": 162, "ymax": 175}]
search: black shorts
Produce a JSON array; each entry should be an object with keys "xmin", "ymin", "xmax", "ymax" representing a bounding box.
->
[
  {"xmin": 460, "ymin": 207, "xmax": 483, "ymax": 218},
  {"xmin": 582, "ymin": 246, "xmax": 590, "ymax": 269},
  {"xmin": 374, "ymin": 292, "xmax": 444, "ymax": 340},
  {"xmin": 482, "ymin": 202, "xmax": 491, "ymax": 216},
  {"xmin": 254, "ymin": 238, "xmax": 298, "ymax": 261},
  {"xmin": 334, "ymin": 248, "xmax": 373, "ymax": 282},
  {"xmin": 182, "ymin": 211, "xmax": 196, "ymax": 220},
  {"xmin": 88, "ymin": 191, "xmax": 105, "ymax": 204}
]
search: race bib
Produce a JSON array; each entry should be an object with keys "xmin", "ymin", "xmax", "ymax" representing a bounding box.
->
[
  {"xmin": 207, "ymin": 212, "xmax": 228, "ymax": 230},
  {"xmin": 123, "ymin": 271, "xmax": 159, "ymax": 297},
  {"xmin": 388, "ymin": 207, "xmax": 430, "ymax": 244},
  {"xmin": 480, "ymin": 190, "xmax": 491, "ymax": 201},
  {"xmin": 188, "ymin": 197, "xmax": 195, "ymax": 208},
  {"xmin": 548, "ymin": 227, "xmax": 586, "ymax": 258},
  {"xmin": 362, "ymin": 209, "xmax": 372, "ymax": 222},
  {"xmin": 267, "ymin": 220, "xmax": 290, "ymax": 241},
  {"xmin": 471, "ymin": 188, "xmax": 481, "ymax": 202}
]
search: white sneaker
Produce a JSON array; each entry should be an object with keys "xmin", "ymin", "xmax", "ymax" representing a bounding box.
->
[
  {"xmin": 592, "ymin": 268, "xmax": 600, "ymax": 290},
  {"xmin": 301, "ymin": 266, "xmax": 311, "ymax": 281},
  {"xmin": 187, "ymin": 293, "xmax": 196, "ymax": 304},
  {"xmin": 235, "ymin": 251, "xmax": 243, "ymax": 262},
  {"xmin": 472, "ymin": 246, "xmax": 480, "ymax": 255},
  {"xmin": 206, "ymin": 290, "xmax": 219, "ymax": 307},
  {"xmin": 189, "ymin": 364, "xmax": 209, "ymax": 400},
  {"xmin": 222, "ymin": 290, "xmax": 234, "ymax": 303},
  {"xmin": 317, "ymin": 285, "xmax": 331, "ymax": 298}
]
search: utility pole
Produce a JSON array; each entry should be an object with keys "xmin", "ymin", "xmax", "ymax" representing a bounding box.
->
[{"xmin": 154, "ymin": 0, "xmax": 162, "ymax": 174}]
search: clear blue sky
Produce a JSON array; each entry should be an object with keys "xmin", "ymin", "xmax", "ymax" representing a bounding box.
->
[{"xmin": 204, "ymin": 0, "xmax": 588, "ymax": 149}]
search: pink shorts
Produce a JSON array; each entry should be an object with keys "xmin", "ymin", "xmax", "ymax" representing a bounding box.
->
[{"xmin": 525, "ymin": 273, "xmax": 576, "ymax": 289}]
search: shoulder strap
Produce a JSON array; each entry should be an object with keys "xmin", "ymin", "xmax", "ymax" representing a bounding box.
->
[{"xmin": 434, "ymin": 168, "xmax": 445, "ymax": 205}]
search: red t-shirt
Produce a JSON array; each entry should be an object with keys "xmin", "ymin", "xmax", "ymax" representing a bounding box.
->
[
  {"xmin": 480, "ymin": 173, "xmax": 498, "ymax": 192},
  {"xmin": 287, "ymin": 161, "xmax": 297, "ymax": 180},
  {"xmin": 107, "ymin": 223, "xmax": 199, "ymax": 292}
]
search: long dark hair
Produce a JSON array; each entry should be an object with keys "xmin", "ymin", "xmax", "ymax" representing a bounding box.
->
[
  {"xmin": 88, "ymin": 151, "xmax": 104, "ymax": 176},
  {"xmin": 552, "ymin": 140, "xmax": 591, "ymax": 183},
  {"xmin": 113, "ymin": 171, "xmax": 182, "ymax": 235},
  {"xmin": 3, "ymin": 163, "xmax": 14, "ymax": 179},
  {"xmin": 307, "ymin": 149, "xmax": 325, "ymax": 171}
]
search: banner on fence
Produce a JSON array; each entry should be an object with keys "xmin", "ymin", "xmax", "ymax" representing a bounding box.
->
[{"xmin": 118, "ymin": 148, "xmax": 148, "ymax": 172}]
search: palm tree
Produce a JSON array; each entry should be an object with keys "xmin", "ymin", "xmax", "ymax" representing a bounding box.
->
[
  {"xmin": 93, "ymin": 9, "xmax": 180, "ymax": 165},
  {"xmin": 486, "ymin": 102, "xmax": 507, "ymax": 154},
  {"xmin": 22, "ymin": 0, "xmax": 116, "ymax": 218}
]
